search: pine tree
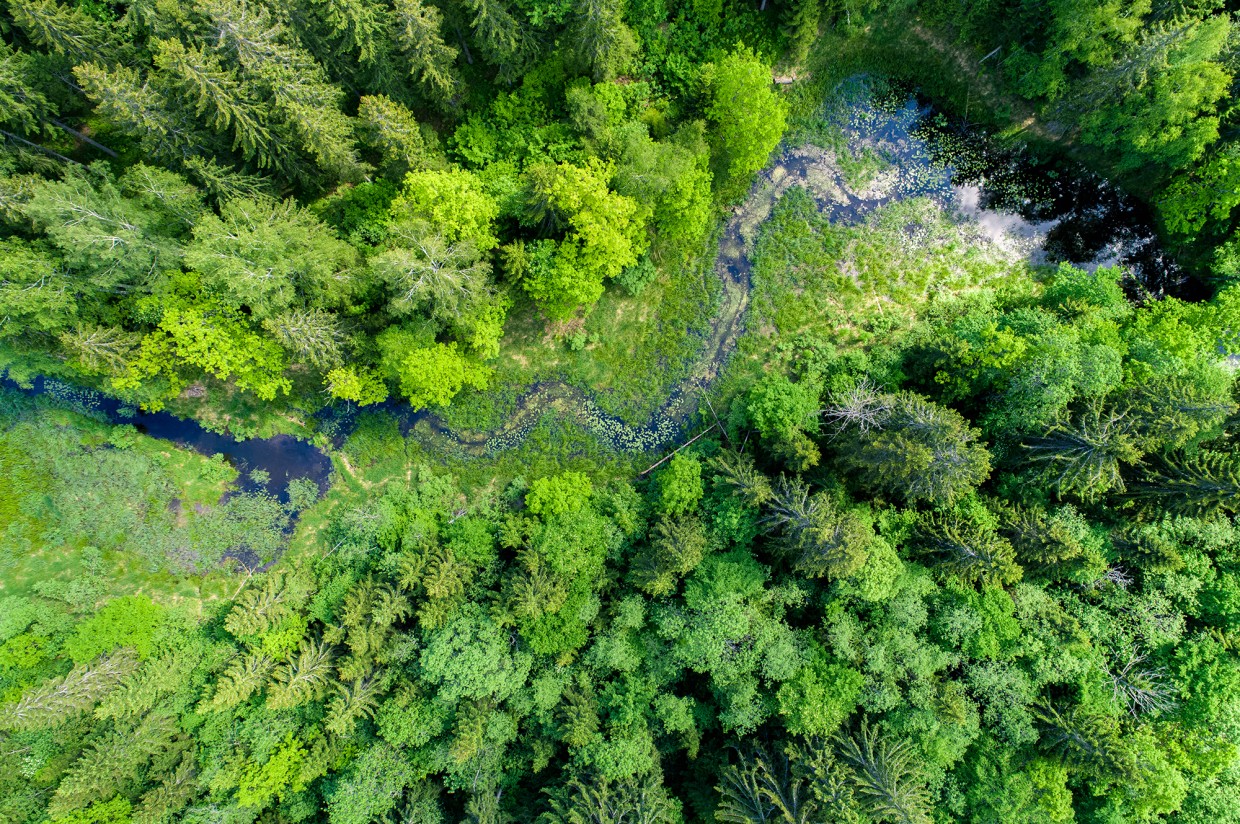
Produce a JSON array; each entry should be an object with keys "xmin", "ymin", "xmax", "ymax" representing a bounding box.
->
[
  {"xmin": 458, "ymin": 0, "xmax": 524, "ymax": 72},
  {"xmin": 181, "ymin": 154, "xmax": 272, "ymax": 202},
  {"xmin": 465, "ymin": 787, "xmax": 515, "ymax": 824},
  {"xmin": 194, "ymin": 0, "xmax": 288, "ymax": 73},
  {"xmin": 335, "ymin": 577, "xmax": 410, "ymax": 675},
  {"xmin": 630, "ymin": 515, "xmax": 708, "ymax": 597},
  {"xmin": 782, "ymin": 0, "xmax": 821, "ymax": 67},
  {"xmin": 542, "ymin": 772, "xmax": 681, "ymax": 824},
  {"xmin": 765, "ymin": 478, "xmax": 870, "ymax": 580},
  {"xmin": 22, "ymin": 165, "xmax": 185, "ymax": 294},
  {"xmin": 506, "ymin": 552, "xmax": 568, "ymax": 624},
  {"xmin": 133, "ymin": 750, "xmax": 198, "ymax": 824},
  {"xmin": 558, "ymin": 686, "xmax": 600, "ymax": 748},
  {"xmin": 836, "ymin": 392, "xmax": 992, "ymax": 505},
  {"xmin": 0, "ymin": 43, "xmax": 54, "ymax": 135},
  {"xmin": 196, "ymin": 0, "xmax": 363, "ymax": 181},
  {"xmin": 48, "ymin": 712, "xmax": 179, "ymax": 818},
  {"xmin": 788, "ymin": 739, "xmax": 864, "ymax": 823},
  {"xmin": 325, "ymin": 675, "xmax": 383, "ymax": 737},
  {"xmin": 1034, "ymin": 702, "xmax": 1137, "ymax": 781},
  {"xmin": 411, "ymin": 547, "xmax": 477, "ymax": 627},
  {"xmin": 709, "ymin": 451, "xmax": 774, "ymax": 508},
  {"xmin": 715, "ymin": 753, "xmax": 776, "ymax": 822},
  {"xmin": 95, "ymin": 644, "xmax": 203, "ymax": 722},
  {"xmin": 1126, "ymin": 374, "xmax": 1236, "ymax": 450},
  {"xmin": 998, "ymin": 504, "xmax": 1107, "ymax": 583},
  {"xmin": 450, "ymin": 698, "xmax": 493, "ymax": 764},
  {"xmin": 117, "ymin": 163, "xmax": 206, "ymax": 233},
  {"xmin": 0, "ymin": 239, "xmax": 76, "ymax": 341},
  {"xmin": 274, "ymin": 92, "xmax": 364, "ymax": 182},
  {"xmin": 224, "ymin": 572, "xmax": 296, "ymax": 638},
  {"xmin": 716, "ymin": 745, "xmax": 815, "ymax": 823},
  {"xmin": 311, "ymin": 0, "xmax": 383, "ymax": 64}
]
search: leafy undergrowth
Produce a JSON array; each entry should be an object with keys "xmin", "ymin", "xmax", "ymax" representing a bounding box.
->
[{"xmin": 160, "ymin": 371, "xmax": 330, "ymax": 444}]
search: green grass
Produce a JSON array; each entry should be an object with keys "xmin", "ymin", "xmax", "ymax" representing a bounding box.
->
[
  {"xmin": 473, "ymin": 243, "xmax": 721, "ymax": 424},
  {"xmin": 0, "ymin": 393, "xmax": 241, "ymax": 614},
  {"xmin": 837, "ymin": 144, "xmax": 893, "ymax": 192},
  {"xmin": 289, "ymin": 411, "xmax": 643, "ymax": 565},
  {"xmin": 1, "ymin": 540, "xmax": 237, "ymax": 617},
  {"xmin": 746, "ymin": 188, "xmax": 1033, "ymax": 354}
]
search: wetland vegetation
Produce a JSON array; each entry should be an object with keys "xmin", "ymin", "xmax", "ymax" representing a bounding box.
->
[{"xmin": 2, "ymin": 1, "xmax": 1240, "ymax": 823}]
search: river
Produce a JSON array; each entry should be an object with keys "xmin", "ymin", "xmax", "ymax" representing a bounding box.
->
[{"xmin": 2, "ymin": 77, "xmax": 1187, "ymax": 499}]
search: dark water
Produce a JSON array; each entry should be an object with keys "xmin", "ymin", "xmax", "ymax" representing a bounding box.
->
[
  {"xmin": 911, "ymin": 108, "xmax": 1206, "ymax": 301},
  {"xmin": 815, "ymin": 77, "xmax": 1201, "ymax": 300},
  {"xmin": 1, "ymin": 376, "xmax": 333, "ymax": 503}
]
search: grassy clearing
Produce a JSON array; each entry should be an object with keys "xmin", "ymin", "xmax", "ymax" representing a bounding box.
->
[
  {"xmin": 287, "ymin": 410, "xmax": 642, "ymax": 564},
  {"xmin": 476, "ymin": 243, "xmax": 721, "ymax": 424},
  {"xmin": 745, "ymin": 188, "xmax": 1034, "ymax": 355},
  {"xmin": 0, "ymin": 539, "xmax": 237, "ymax": 616}
]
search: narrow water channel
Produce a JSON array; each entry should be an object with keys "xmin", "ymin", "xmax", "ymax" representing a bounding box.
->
[{"xmin": 2, "ymin": 78, "xmax": 1189, "ymax": 492}]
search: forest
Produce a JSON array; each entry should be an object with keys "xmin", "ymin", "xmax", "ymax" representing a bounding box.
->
[{"xmin": 2, "ymin": 0, "xmax": 1240, "ymax": 822}]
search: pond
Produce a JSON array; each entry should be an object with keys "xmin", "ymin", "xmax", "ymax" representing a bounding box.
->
[{"xmin": 1, "ymin": 376, "xmax": 333, "ymax": 504}]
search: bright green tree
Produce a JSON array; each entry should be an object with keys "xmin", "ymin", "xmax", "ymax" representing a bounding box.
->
[
  {"xmin": 705, "ymin": 48, "xmax": 787, "ymax": 188},
  {"xmin": 518, "ymin": 159, "xmax": 648, "ymax": 318},
  {"xmin": 378, "ymin": 326, "xmax": 491, "ymax": 409},
  {"xmin": 186, "ymin": 197, "xmax": 358, "ymax": 320}
]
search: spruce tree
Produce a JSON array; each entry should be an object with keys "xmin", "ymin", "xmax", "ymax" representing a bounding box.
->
[
  {"xmin": 390, "ymin": 0, "xmax": 461, "ymax": 101},
  {"xmin": 8, "ymin": 0, "xmax": 110, "ymax": 60},
  {"xmin": 1131, "ymin": 450, "xmax": 1240, "ymax": 516},
  {"xmin": 836, "ymin": 719, "xmax": 932, "ymax": 824},
  {"xmin": 152, "ymin": 39, "xmax": 274, "ymax": 166}
]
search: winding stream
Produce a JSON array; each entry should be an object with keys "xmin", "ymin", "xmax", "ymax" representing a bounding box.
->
[
  {"xmin": 4, "ymin": 79, "xmax": 1181, "ymax": 491},
  {"xmin": 388, "ymin": 78, "xmax": 1182, "ymax": 459}
]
